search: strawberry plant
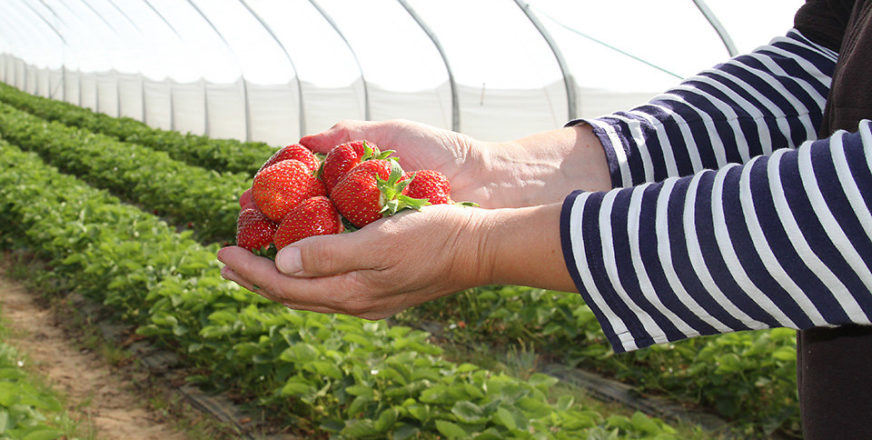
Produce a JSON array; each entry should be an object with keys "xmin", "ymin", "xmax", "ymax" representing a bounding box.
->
[
  {"xmin": 0, "ymin": 102, "xmax": 247, "ymax": 243},
  {"xmin": 399, "ymin": 285, "xmax": 801, "ymax": 436},
  {"xmin": 0, "ymin": 82, "xmax": 274, "ymax": 176},
  {"xmin": 0, "ymin": 319, "xmax": 70, "ymax": 439}
]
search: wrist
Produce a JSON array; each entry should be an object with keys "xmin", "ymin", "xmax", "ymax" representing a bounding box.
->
[
  {"xmin": 473, "ymin": 126, "xmax": 610, "ymax": 209},
  {"xmin": 473, "ymin": 203, "xmax": 576, "ymax": 292}
]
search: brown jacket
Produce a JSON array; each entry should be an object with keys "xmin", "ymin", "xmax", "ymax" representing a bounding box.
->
[
  {"xmin": 793, "ymin": 2, "xmax": 872, "ymax": 438},
  {"xmin": 796, "ymin": 0, "xmax": 872, "ymax": 135}
]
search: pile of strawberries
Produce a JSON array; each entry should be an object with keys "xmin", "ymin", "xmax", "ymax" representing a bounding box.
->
[{"xmin": 236, "ymin": 140, "xmax": 455, "ymax": 254}]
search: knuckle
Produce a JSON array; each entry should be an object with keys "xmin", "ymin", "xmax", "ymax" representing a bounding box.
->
[
  {"xmin": 334, "ymin": 120, "xmax": 355, "ymax": 136},
  {"xmin": 298, "ymin": 241, "xmax": 334, "ymax": 275}
]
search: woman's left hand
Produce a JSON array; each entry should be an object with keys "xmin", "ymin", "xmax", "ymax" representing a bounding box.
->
[{"xmin": 218, "ymin": 204, "xmax": 492, "ymax": 319}]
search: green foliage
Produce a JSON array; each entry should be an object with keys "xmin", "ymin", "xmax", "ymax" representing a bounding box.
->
[
  {"xmin": 0, "ymin": 101, "xmax": 246, "ymax": 243},
  {"xmin": 401, "ymin": 285, "xmax": 800, "ymax": 435},
  {"xmin": 0, "ymin": 140, "xmax": 679, "ymax": 439},
  {"xmin": 0, "ymin": 82, "xmax": 274, "ymax": 176},
  {"xmin": 0, "ymin": 329, "xmax": 66, "ymax": 439}
]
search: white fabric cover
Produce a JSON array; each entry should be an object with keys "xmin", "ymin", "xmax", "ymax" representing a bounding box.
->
[{"xmin": 0, "ymin": 0, "xmax": 803, "ymax": 144}]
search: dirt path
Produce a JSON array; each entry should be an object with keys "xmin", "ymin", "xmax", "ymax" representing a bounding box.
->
[{"xmin": 0, "ymin": 274, "xmax": 189, "ymax": 440}]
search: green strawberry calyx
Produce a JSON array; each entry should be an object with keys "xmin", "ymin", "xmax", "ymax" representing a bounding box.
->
[
  {"xmin": 377, "ymin": 159, "xmax": 430, "ymax": 217},
  {"xmin": 361, "ymin": 140, "xmax": 395, "ymax": 162}
]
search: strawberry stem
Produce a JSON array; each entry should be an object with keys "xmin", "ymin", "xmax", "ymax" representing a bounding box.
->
[{"xmin": 376, "ymin": 160, "xmax": 430, "ymax": 217}]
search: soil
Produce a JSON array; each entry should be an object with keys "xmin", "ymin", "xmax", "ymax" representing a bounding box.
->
[{"xmin": 0, "ymin": 273, "xmax": 189, "ymax": 440}]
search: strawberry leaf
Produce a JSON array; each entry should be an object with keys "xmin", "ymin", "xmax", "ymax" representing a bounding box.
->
[
  {"xmin": 340, "ymin": 216, "xmax": 359, "ymax": 232},
  {"xmin": 376, "ymin": 149, "xmax": 395, "ymax": 160},
  {"xmin": 361, "ymin": 140, "xmax": 377, "ymax": 161},
  {"xmin": 397, "ymin": 194, "xmax": 430, "ymax": 210},
  {"xmin": 315, "ymin": 158, "xmax": 325, "ymax": 179},
  {"xmin": 387, "ymin": 159, "xmax": 405, "ymax": 185},
  {"xmin": 252, "ymin": 243, "xmax": 278, "ymax": 260}
]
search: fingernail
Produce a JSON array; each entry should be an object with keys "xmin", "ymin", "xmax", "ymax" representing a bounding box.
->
[
  {"xmin": 217, "ymin": 247, "xmax": 231, "ymax": 263},
  {"xmin": 276, "ymin": 247, "xmax": 303, "ymax": 275}
]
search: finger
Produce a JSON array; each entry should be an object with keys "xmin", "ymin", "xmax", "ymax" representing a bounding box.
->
[
  {"xmin": 222, "ymin": 267, "xmax": 342, "ymax": 315},
  {"xmin": 299, "ymin": 121, "xmax": 360, "ymax": 153},
  {"xmin": 217, "ymin": 246, "xmax": 316, "ymax": 300},
  {"xmin": 275, "ymin": 228, "xmax": 382, "ymax": 278},
  {"xmin": 221, "ymin": 266, "xmax": 267, "ymax": 293},
  {"xmin": 218, "ymin": 246, "xmax": 360, "ymax": 313},
  {"xmin": 218, "ymin": 246, "xmax": 371, "ymax": 314}
]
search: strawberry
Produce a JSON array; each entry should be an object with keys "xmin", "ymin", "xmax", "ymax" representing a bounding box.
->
[
  {"xmin": 259, "ymin": 143, "xmax": 319, "ymax": 173},
  {"xmin": 321, "ymin": 140, "xmax": 393, "ymax": 192},
  {"xmin": 273, "ymin": 196, "xmax": 344, "ymax": 249},
  {"xmin": 252, "ymin": 159, "xmax": 327, "ymax": 222},
  {"xmin": 239, "ymin": 188, "xmax": 256, "ymax": 210},
  {"xmin": 403, "ymin": 170, "xmax": 452, "ymax": 205},
  {"xmin": 330, "ymin": 159, "xmax": 428, "ymax": 228},
  {"xmin": 236, "ymin": 208, "xmax": 277, "ymax": 252}
]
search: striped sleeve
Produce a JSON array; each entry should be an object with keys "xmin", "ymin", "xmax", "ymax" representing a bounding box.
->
[
  {"xmin": 568, "ymin": 30, "xmax": 838, "ymax": 188},
  {"xmin": 561, "ymin": 120, "xmax": 872, "ymax": 352}
]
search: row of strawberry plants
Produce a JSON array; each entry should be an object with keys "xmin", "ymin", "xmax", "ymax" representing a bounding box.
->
[
  {"xmin": 0, "ymin": 91, "xmax": 797, "ymax": 435},
  {"xmin": 0, "ymin": 101, "xmax": 246, "ymax": 243},
  {"xmin": 398, "ymin": 287, "xmax": 799, "ymax": 437},
  {"xmin": 0, "ymin": 139, "xmax": 680, "ymax": 439},
  {"xmin": 0, "ymin": 82, "xmax": 274, "ymax": 176},
  {"xmin": 0, "ymin": 322, "xmax": 72, "ymax": 439}
]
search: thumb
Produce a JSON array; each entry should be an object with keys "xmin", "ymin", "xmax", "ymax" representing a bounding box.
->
[{"xmin": 275, "ymin": 230, "xmax": 375, "ymax": 277}]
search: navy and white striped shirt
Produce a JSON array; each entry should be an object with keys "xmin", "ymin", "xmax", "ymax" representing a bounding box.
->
[{"xmin": 561, "ymin": 30, "xmax": 872, "ymax": 353}]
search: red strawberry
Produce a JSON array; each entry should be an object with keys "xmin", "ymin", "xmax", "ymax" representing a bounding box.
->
[
  {"xmin": 259, "ymin": 143, "xmax": 319, "ymax": 173},
  {"xmin": 252, "ymin": 159, "xmax": 327, "ymax": 222},
  {"xmin": 239, "ymin": 188, "xmax": 256, "ymax": 210},
  {"xmin": 321, "ymin": 140, "xmax": 394, "ymax": 192},
  {"xmin": 402, "ymin": 170, "xmax": 452, "ymax": 205},
  {"xmin": 273, "ymin": 196, "xmax": 344, "ymax": 249},
  {"xmin": 236, "ymin": 208, "xmax": 277, "ymax": 252},
  {"xmin": 331, "ymin": 159, "xmax": 428, "ymax": 228}
]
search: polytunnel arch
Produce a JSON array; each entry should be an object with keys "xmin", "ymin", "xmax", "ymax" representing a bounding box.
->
[
  {"xmin": 184, "ymin": 0, "xmax": 250, "ymax": 140},
  {"xmin": 513, "ymin": 0, "xmax": 577, "ymax": 121},
  {"xmin": 692, "ymin": 0, "xmax": 738, "ymax": 57},
  {"xmin": 0, "ymin": 2, "xmax": 66, "ymax": 86},
  {"xmin": 308, "ymin": 0, "xmax": 371, "ymax": 124},
  {"xmin": 396, "ymin": 0, "xmax": 460, "ymax": 132},
  {"xmin": 237, "ymin": 0, "xmax": 307, "ymax": 137}
]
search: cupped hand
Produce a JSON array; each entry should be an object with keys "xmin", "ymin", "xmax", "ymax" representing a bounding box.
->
[
  {"xmin": 217, "ymin": 204, "xmax": 493, "ymax": 319},
  {"xmin": 299, "ymin": 119, "xmax": 499, "ymax": 207}
]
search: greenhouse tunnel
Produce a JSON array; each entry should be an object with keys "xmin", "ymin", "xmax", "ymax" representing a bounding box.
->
[{"xmin": 0, "ymin": 0, "xmax": 801, "ymax": 145}]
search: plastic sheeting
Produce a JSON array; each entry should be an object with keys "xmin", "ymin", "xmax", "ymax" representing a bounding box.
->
[{"xmin": 0, "ymin": 0, "xmax": 803, "ymax": 144}]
